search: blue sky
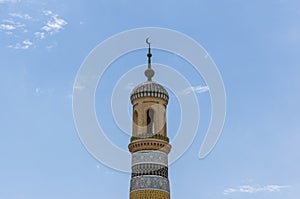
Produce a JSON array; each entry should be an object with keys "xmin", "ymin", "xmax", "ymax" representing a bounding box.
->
[{"xmin": 1, "ymin": 0, "xmax": 300, "ymax": 199}]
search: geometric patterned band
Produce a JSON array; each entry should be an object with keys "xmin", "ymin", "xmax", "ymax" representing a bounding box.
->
[
  {"xmin": 132, "ymin": 150, "xmax": 168, "ymax": 167},
  {"xmin": 132, "ymin": 163, "xmax": 168, "ymax": 178},
  {"xmin": 130, "ymin": 176, "xmax": 170, "ymax": 192}
]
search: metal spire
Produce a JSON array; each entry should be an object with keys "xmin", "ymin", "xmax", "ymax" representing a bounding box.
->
[{"xmin": 144, "ymin": 38, "xmax": 154, "ymax": 81}]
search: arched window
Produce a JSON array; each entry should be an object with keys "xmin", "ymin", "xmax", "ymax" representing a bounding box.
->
[
  {"xmin": 147, "ymin": 108, "xmax": 155, "ymax": 134},
  {"xmin": 133, "ymin": 110, "xmax": 138, "ymax": 124},
  {"xmin": 133, "ymin": 110, "xmax": 138, "ymax": 133}
]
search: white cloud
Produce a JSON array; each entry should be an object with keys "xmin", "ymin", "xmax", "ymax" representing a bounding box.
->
[
  {"xmin": 1, "ymin": 8, "xmax": 67, "ymax": 49},
  {"xmin": 223, "ymin": 185, "xmax": 290, "ymax": 195},
  {"xmin": 23, "ymin": 39, "xmax": 32, "ymax": 45},
  {"xmin": 8, "ymin": 39, "xmax": 33, "ymax": 49},
  {"xmin": 9, "ymin": 13, "xmax": 32, "ymax": 20},
  {"xmin": 34, "ymin": 32, "xmax": 45, "ymax": 39},
  {"xmin": 0, "ymin": 20, "xmax": 26, "ymax": 35},
  {"xmin": 0, "ymin": 24, "xmax": 16, "ymax": 30},
  {"xmin": 43, "ymin": 10, "xmax": 53, "ymax": 16},
  {"xmin": 182, "ymin": 85, "xmax": 209, "ymax": 95},
  {"xmin": 42, "ymin": 11, "xmax": 67, "ymax": 33},
  {"xmin": 2, "ymin": 19, "xmax": 25, "ymax": 28}
]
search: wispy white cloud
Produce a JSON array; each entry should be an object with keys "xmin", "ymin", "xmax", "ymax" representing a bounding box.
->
[
  {"xmin": 0, "ymin": 19, "xmax": 26, "ymax": 34},
  {"xmin": 9, "ymin": 13, "xmax": 32, "ymax": 20},
  {"xmin": 23, "ymin": 39, "xmax": 32, "ymax": 46},
  {"xmin": 8, "ymin": 39, "xmax": 33, "ymax": 49},
  {"xmin": 0, "ymin": 24, "xmax": 16, "ymax": 30},
  {"xmin": 1, "ymin": 8, "xmax": 67, "ymax": 49},
  {"xmin": 34, "ymin": 31, "xmax": 45, "ymax": 39},
  {"xmin": 182, "ymin": 85, "xmax": 209, "ymax": 95},
  {"xmin": 42, "ymin": 10, "xmax": 67, "ymax": 34},
  {"xmin": 2, "ymin": 18, "xmax": 25, "ymax": 27},
  {"xmin": 43, "ymin": 10, "xmax": 53, "ymax": 16},
  {"xmin": 223, "ymin": 184, "xmax": 290, "ymax": 195}
]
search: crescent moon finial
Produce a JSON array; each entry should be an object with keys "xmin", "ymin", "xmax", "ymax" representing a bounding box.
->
[{"xmin": 146, "ymin": 37, "xmax": 151, "ymax": 47}]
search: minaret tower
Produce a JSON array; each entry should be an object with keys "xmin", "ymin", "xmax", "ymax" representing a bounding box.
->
[{"xmin": 128, "ymin": 39, "xmax": 171, "ymax": 199}]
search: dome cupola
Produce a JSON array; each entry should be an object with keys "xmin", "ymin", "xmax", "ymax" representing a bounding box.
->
[{"xmin": 130, "ymin": 81, "xmax": 169, "ymax": 103}]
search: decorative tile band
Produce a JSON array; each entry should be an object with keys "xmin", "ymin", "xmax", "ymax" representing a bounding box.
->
[
  {"xmin": 132, "ymin": 150, "xmax": 168, "ymax": 166},
  {"xmin": 130, "ymin": 176, "xmax": 170, "ymax": 192},
  {"xmin": 130, "ymin": 189, "xmax": 170, "ymax": 199},
  {"xmin": 132, "ymin": 163, "xmax": 168, "ymax": 178}
]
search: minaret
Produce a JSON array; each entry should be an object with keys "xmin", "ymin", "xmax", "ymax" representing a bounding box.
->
[{"xmin": 128, "ymin": 39, "xmax": 171, "ymax": 199}]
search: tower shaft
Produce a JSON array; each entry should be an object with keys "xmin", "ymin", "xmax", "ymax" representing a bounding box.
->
[{"xmin": 128, "ymin": 41, "xmax": 171, "ymax": 199}]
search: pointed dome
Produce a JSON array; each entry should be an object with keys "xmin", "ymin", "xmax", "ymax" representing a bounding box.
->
[{"xmin": 130, "ymin": 81, "xmax": 169, "ymax": 103}]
